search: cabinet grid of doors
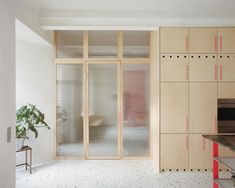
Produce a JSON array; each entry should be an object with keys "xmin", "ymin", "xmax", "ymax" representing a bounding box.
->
[
  {"xmin": 160, "ymin": 27, "xmax": 235, "ymax": 172},
  {"xmin": 54, "ymin": 30, "xmax": 158, "ymax": 160}
]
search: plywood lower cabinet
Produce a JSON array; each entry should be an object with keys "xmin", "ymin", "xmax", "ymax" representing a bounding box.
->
[
  {"xmin": 189, "ymin": 83, "xmax": 217, "ymax": 134},
  {"xmin": 161, "ymin": 134, "xmax": 189, "ymax": 170},
  {"xmin": 160, "ymin": 27, "xmax": 188, "ymax": 53},
  {"xmin": 189, "ymin": 28, "xmax": 218, "ymax": 53},
  {"xmin": 189, "ymin": 134, "xmax": 212, "ymax": 169},
  {"xmin": 189, "ymin": 54, "xmax": 217, "ymax": 82},
  {"xmin": 161, "ymin": 54, "xmax": 188, "ymax": 82},
  {"xmin": 218, "ymin": 83, "xmax": 235, "ymax": 98},
  {"xmin": 161, "ymin": 83, "xmax": 188, "ymax": 133},
  {"xmin": 218, "ymin": 54, "xmax": 235, "ymax": 82}
]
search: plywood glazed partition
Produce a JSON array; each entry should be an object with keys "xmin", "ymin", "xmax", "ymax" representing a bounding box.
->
[
  {"xmin": 54, "ymin": 30, "xmax": 159, "ymax": 163},
  {"xmin": 160, "ymin": 27, "xmax": 235, "ymax": 172}
]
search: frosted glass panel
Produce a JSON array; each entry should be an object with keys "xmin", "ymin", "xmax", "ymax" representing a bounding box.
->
[
  {"xmin": 56, "ymin": 65, "xmax": 83, "ymax": 156},
  {"xmin": 57, "ymin": 31, "xmax": 83, "ymax": 58},
  {"xmin": 88, "ymin": 31, "xmax": 117, "ymax": 58},
  {"xmin": 123, "ymin": 31, "xmax": 150, "ymax": 58},
  {"xmin": 123, "ymin": 64, "xmax": 150, "ymax": 156},
  {"xmin": 88, "ymin": 64, "xmax": 118, "ymax": 156}
]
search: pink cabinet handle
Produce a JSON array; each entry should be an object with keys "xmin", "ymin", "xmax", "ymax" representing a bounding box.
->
[
  {"xmin": 214, "ymin": 36, "xmax": 218, "ymax": 52},
  {"xmin": 214, "ymin": 65, "xmax": 218, "ymax": 80},
  {"xmin": 220, "ymin": 65, "xmax": 223, "ymax": 80},
  {"xmin": 220, "ymin": 36, "xmax": 223, "ymax": 51}
]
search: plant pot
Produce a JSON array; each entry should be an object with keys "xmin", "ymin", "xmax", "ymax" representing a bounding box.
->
[{"xmin": 16, "ymin": 138, "xmax": 25, "ymax": 150}]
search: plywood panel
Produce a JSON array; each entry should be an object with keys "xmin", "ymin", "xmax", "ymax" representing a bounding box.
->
[
  {"xmin": 161, "ymin": 54, "xmax": 188, "ymax": 82},
  {"xmin": 189, "ymin": 54, "xmax": 217, "ymax": 82},
  {"xmin": 189, "ymin": 134, "xmax": 212, "ymax": 169},
  {"xmin": 161, "ymin": 83, "xmax": 188, "ymax": 133},
  {"xmin": 161, "ymin": 134, "xmax": 189, "ymax": 170},
  {"xmin": 189, "ymin": 83, "xmax": 217, "ymax": 134},
  {"xmin": 218, "ymin": 54, "xmax": 235, "ymax": 82},
  {"xmin": 218, "ymin": 83, "xmax": 235, "ymax": 98},
  {"xmin": 218, "ymin": 28, "xmax": 235, "ymax": 53},
  {"xmin": 160, "ymin": 28, "xmax": 188, "ymax": 53},
  {"xmin": 189, "ymin": 28, "xmax": 218, "ymax": 53}
]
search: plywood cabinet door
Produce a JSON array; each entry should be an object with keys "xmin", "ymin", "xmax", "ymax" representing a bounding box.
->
[
  {"xmin": 161, "ymin": 134, "xmax": 189, "ymax": 170},
  {"xmin": 189, "ymin": 54, "xmax": 218, "ymax": 82},
  {"xmin": 189, "ymin": 28, "xmax": 218, "ymax": 53},
  {"xmin": 160, "ymin": 28, "xmax": 188, "ymax": 53},
  {"xmin": 218, "ymin": 54, "xmax": 235, "ymax": 82},
  {"xmin": 161, "ymin": 83, "xmax": 188, "ymax": 133},
  {"xmin": 218, "ymin": 83, "xmax": 235, "ymax": 98},
  {"xmin": 161, "ymin": 54, "xmax": 189, "ymax": 82},
  {"xmin": 189, "ymin": 134, "xmax": 212, "ymax": 169},
  {"xmin": 189, "ymin": 83, "xmax": 217, "ymax": 134},
  {"xmin": 218, "ymin": 28, "xmax": 235, "ymax": 53}
]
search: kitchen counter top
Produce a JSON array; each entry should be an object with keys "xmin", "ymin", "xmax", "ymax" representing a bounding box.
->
[{"xmin": 203, "ymin": 134, "xmax": 235, "ymax": 152}]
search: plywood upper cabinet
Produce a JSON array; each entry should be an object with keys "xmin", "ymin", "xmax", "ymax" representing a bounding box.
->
[
  {"xmin": 189, "ymin": 54, "xmax": 217, "ymax": 82},
  {"xmin": 161, "ymin": 83, "xmax": 188, "ymax": 133},
  {"xmin": 189, "ymin": 28, "xmax": 218, "ymax": 53},
  {"xmin": 160, "ymin": 28, "xmax": 188, "ymax": 53},
  {"xmin": 161, "ymin": 54, "xmax": 188, "ymax": 82},
  {"xmin": 189, "ymin": 134, "xmax": 212, "ymax": 169},
  {"xmin": 189, "ymin": 83, "xmax": 217, "ymax": 134},
  {"xmin": 161, "ymin": 134, "xmax": 189, "ymax": 170},
  {"xmin": 218, "ymin": 28, "xmax": 235, "ymax": 53},
  {"xmin": 218, "ymin": 54, "xmax": 235, "ymax": 82}
]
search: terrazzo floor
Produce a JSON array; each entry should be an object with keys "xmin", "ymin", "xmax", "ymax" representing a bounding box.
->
[{"xmin": 16, "ymin": 160, "xmax": 230, "ymax": 188}]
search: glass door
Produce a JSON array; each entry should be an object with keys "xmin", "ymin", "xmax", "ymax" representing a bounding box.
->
[
  {"xmin": 87, "ymin": 61, "xmax": 120, "ymax": 158},
  {"xmin": 56, "ymin": 64, "xmax": 84, "ymax": 157}
]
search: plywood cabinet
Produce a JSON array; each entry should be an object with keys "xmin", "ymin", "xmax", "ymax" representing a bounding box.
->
[
  {"xmin": 160, "ymin": 28, "xmax": 188, "ymax": 53},
  {"xmin": 161, "ymin": 54, "xmax": 188, "ymax": 82},
  {"xmin": 218, "ymin": 83, "xmax": 235, "ymax": 98},
  {"xmin": 161, "ymin": 134, "xmax": 189, "ymax": 170},
  {"xmin": 189, "ymin": 134, "xmax": 212, "ymax": 169},
  {"xmin": 218, "ymin": 28, "xmax": 235, "ymax": 53},
  {"xmin": 189, "ymin": 28, "xmax": 218, "ymax": 53},
  {"xmin": 218, "ymin": 54, "xmax": 235, "ymax": 82},
  {"xmin": 189, "ymin": 54, "xmax": 217, "ymax": 82},
  {"xmin": 161, "ymin": 83, "xmax": 188, "ymax": 133},
  {"xmin": 189, "ymin": 83, "xmax": 217, "ymax": 134}
]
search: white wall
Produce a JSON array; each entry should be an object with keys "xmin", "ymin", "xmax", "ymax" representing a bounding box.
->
[
  {"xmin": 16, "ymin": 24, "xmax": 53, "ymax": 165},
  {"xmin": 0, "ymin": 0, "xmax": 16, "ymax": 187}
]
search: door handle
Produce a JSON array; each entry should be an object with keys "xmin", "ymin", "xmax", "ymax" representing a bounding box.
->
[
  {"xmin": 203, "ymin": 137, "xmax": 206, "ymax": 151},
  {"xmin": 214, "ymin": 65, "xmax": 218, "ymax": 80},
  {"xmin": 214, "ymin": 36, "xmax": 218, "ymax": 52},
  {"xmin": 220, "ymin": 36, "xmax": 223, "ymax": 52},
  {"xmin": 186, "ymin": 116, "xmax": 189, "ymax": 133},
  {"xmin": 219, "ymin": 65, "xmax": 223, "ymax": 80}
]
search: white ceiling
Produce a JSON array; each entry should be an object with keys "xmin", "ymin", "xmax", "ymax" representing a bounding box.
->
[
  {"xmin": 25, "ymin": 0, "xmax": 235, "ymax": 29},
  {"xmin": 27, "ymin": 0, "xmax": 235, "ymax": 16}
]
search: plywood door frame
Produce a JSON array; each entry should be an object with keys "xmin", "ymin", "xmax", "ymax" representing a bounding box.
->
[{"xmin": 53, "ymin": 30, "xmax": 157, "ymax": 161}]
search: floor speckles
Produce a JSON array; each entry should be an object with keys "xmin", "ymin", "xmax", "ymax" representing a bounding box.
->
[{"xmin": 16, "ymin": 160, "xmax": 230, "ymax": 188}]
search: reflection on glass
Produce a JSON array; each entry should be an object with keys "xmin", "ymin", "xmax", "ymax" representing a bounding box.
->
[
  {"xmin": 123, "ymin": 64, "xmax": 150, "ymax": 156},
  {"xmin": 56, "ymin": 65, "xmax": 83, "ymax": 156},
  {"xmin": 57, "ymin": 31, "xmax": 83, "ymax": 58},
  {"xmin": 88, "ymin": 31, "xmax": 117, "ymax": 58},
  {"xmin": 88, "ymin": 64, "xmax": 118, "ymax": 156},
  {"xmin": 123, "ymin": 31, "xmax": 150, "ymax": 58}
]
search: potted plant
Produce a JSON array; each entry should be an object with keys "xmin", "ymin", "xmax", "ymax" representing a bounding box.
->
[{"xmin": 16, "ymin": 104, "xmax": 50, "ymax": 150}]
